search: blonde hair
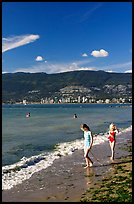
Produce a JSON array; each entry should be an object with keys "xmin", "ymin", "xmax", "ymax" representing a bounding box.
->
[{"xmin": 109, "ymin": 123, "xmax": 116, "ymax": 131}]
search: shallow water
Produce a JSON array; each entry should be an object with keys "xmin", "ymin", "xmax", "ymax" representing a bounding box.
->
[
  {"xmin": 2, "ymin": 103, "xmax": 132, "ymax": 190},
  {"xmin": 2, "ymin": 103, "xmax": 132, "ymax": 166}
]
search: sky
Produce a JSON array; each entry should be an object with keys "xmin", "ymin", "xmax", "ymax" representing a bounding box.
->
[{"xmin": 2, "ymin": 2, "xmax": 132, "ymax": 74}]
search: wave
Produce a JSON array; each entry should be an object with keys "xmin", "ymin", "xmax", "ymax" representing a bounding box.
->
[{"xmin": 2, "ymin": 125, "xmax": 132, "ymax": 190}]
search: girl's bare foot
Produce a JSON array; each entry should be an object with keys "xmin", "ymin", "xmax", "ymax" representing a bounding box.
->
[
  {"xmin": 110, "ymin": 157, "xmax": 114, "ymax": 161},
  {"xmin": 90, "ymin": 162, "xmax": 93, "ymax": 167},
  {"xmin": 84, "ymin": 165, "xmax": 90, "ymax": 169}
]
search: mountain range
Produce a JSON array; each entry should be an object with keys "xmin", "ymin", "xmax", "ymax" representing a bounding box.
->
[{"xmin": 2, "ymin": 70, "xmax": 132, "ymax": 103}]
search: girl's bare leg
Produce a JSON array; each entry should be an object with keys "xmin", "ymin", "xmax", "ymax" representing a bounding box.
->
[
  {"xmin": 84, "ymin": 148, "xmax": 89, "ymax": 168},
  {"xmin": 109, "ymin": 142, "xmax": 112, "ymax": 159},
  {"xmin": 109, "ymin": 141, "xmax": 115, "ymax": 161},
  {"xmin": 111, "ymin": 141, "xmax": 115, "ymax": 160},
  {"xmin": 84, "ymin": 148, "xmax": 93, "ymax": 168},
  {"xmin": 85, "ymin": 158, "xmax": 90, "ymax": 168}
]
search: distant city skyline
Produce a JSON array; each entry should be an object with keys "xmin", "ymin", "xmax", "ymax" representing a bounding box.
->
[{"xmin": 2, "ymin": 2, "xmax": 132, "ymax": 74}]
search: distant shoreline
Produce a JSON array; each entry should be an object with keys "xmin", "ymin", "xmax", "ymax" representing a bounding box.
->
[{"xmin": 2, "ymin": 102, "xmax": 132, "ymax": 106}]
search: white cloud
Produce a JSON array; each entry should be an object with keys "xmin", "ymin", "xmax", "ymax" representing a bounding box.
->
[
  {"xmin": 2, "ymin": 34, "xmax": 40, "ymax": 53},
  {"xmin": 77, "ymin": 67, "xmax": 96, "ymax": 71},
  {"xmin": 11, "ymin": 57, "xmax": 132, "ymax": 74},
  {"xmin": 82, "ymin": 53, "xmax": 88, "ymax": 57},
  {"xmin": 91, "ymin": 49, "xmax": 109, "ymax": 57},
  {"xmin": 14, "ymin": 59, "xmax": 96, "ymax": 74},
  {"xmin": 124, "ymin": 69, "xmax": 132, "ymax": 73},
  {"xmin": 35, "ymin": 56, "xmax": 44, "ymax": 61},
  {"xmin": 106, "ymin": 70, "xmax": 114, "ymax": 73}
]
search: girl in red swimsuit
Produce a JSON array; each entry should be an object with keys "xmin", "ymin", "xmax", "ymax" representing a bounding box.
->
[{"xmin": 108, "ymin": 123, "xmax": 118, "ymax": 161}]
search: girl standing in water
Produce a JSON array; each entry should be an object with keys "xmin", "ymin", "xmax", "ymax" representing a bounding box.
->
[
  {"xmin": 80, "ymin": 124, "xmax": 93, "ymax": 168},
  {"xmin": 108, "ymin": 123, "xmax": 118, "ymax": 161}
]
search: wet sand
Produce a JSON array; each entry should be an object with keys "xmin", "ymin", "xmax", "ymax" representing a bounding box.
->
[{"xmin": 2, "ymin": 130, "xmax": 132, "ymax": 202}]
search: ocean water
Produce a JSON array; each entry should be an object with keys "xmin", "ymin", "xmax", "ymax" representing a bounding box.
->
[{"xmin": 2, "ymin": 103, "xmax": 132, "ymax": 190}]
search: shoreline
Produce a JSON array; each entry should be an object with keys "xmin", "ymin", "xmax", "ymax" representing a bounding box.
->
[
  {"xmin": 2, "ymin": 102, "xmax": 132, "ymax": 106},
  {"xmin": 2, "ymin": 126, "xmax": 132, "ymax": 191},
  {"xmin": 2, "ymin": 129, "xmax": 132, "ymax": 202},
  {"xmin": 80, "ymin": 145, "xmax": 132, "ymax": 202}
]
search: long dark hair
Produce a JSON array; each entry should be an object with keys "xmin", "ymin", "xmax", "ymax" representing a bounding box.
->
[{"xmin": 82, "ymin": 124, "xmax": 90, "ymax": 131}]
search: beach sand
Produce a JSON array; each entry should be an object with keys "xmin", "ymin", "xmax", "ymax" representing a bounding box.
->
[{"xmin": 2, "ymin": 130, "xmax": 132, "ymax": 202}]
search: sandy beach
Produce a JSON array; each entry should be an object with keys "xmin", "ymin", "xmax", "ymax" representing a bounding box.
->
[{"xmin": 2, "ymin": 129, "xmax": 132, "ymax": 202}]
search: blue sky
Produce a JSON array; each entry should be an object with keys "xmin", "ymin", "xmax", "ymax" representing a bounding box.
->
[{"xmin": 2, "ymin": 2, "xmax": 132, "ymax": 74}]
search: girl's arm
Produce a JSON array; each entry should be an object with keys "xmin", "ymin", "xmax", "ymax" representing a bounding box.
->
[
  {"xmin": 114, "ymin": 129, "xmax": 119, "ymax": 134},
  {"xmin": 80, "ymin": 124, "xmax": 84, "ymax": 131},
  {"xmin": 89, "ymin": 131, "xmax": 93, "ymax": 149},
  {"xmin": 114, "ymin": 126, "xmax": 119, "ymax": 133}
]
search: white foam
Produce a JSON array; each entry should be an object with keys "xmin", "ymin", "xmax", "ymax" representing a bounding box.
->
[{"xmin": 2, "ymin": 125, "xmax": 132, "ymax": 190}]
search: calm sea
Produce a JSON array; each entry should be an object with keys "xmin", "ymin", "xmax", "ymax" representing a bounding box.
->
[{"xmin": 2, "ymin": 103, "xmax": 132, "ymax": 166}]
